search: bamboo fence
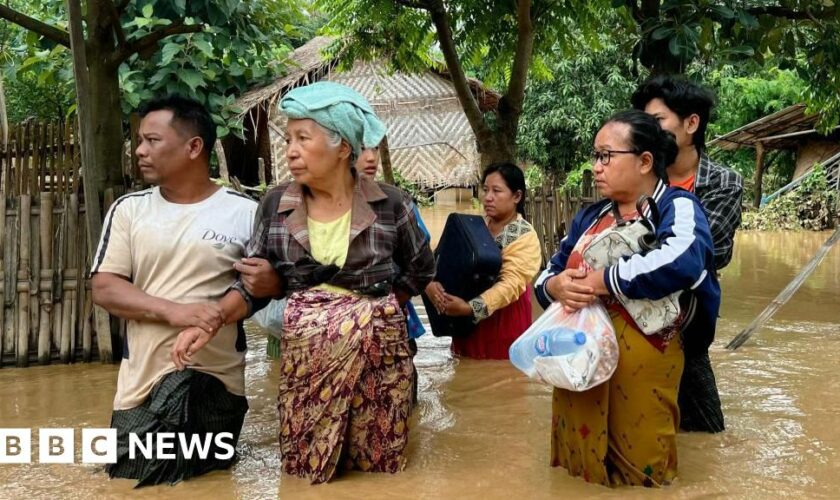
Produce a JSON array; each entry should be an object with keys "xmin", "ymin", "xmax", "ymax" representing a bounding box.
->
[
  {"xmin": 0, "ymin": 120, "xmax": 113, "ymax": 367},
  {"xmin": 525, "ymin": 170, "xmax": 599, "ymax": 264}
]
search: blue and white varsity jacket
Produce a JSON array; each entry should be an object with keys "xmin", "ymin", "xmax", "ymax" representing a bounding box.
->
[{"xmin": 534, "ymin": 180, "xmax": 721, "ymax": 355}]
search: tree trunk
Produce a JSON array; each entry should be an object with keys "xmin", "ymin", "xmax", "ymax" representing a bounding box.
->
[
  {"xmin": 86, "ymin": 58, "xmax": 125, "ymax": 192},
  {"xmin": 67, "ymin": 0, "xmax": 113, "ymax": 363},
  {"xmin": 753, "ymin": 142, "xmax": 767, "ymax": 208},
  {"xmin": 0, "ymin": 74, "xmax": 7, "ymax": 148},
  {"xmin": 379, "ymin": 135, "xmax": 395, "ymax": 185}
]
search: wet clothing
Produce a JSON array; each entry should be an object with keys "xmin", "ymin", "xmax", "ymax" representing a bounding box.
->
[
  {"xmin": 452, "ymin": 215, "xmax": 541, "ymax": 359},
  {"xmin": 278, "ymin": 289, "xmax": 413, "ymax": 484},
  {"xmin": 106, "ymin": 369, "xmax": 248, "ymax": 487},
  {"xmin": 678, "ymin": 350, "xmax": 725, "ymax": 432},
  {"xmin": 674, "ymin": 153, "xmax": 742, "ymax": 433},
  {"xmin": 244, "ymin": 175, "xmax": 433, "ymax": 483},
  {"xmin": 536, "ymin": 180, "xmax": 718, "ymax": 486},
  {"xmin": 452, "ymin": 287, "xmax": 533, "ymax": 359},
  {"xmin": 551, "ymin": 313, "xmax": 683, "ymax": 487},
  {"xmin": 92, "ymin": 186, "xmax": 254, "ymax": 410}
]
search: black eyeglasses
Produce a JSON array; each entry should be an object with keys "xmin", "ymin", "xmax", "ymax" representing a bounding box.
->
[{"xmin": 591, "ymin": 149, "xmax": 639, "ymax": 166}]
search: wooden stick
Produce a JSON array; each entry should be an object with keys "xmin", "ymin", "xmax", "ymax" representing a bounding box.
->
[
  {"xmin": 16, "ymin": 194, "xmax": 30, "ymax": 367},
  {"xmin": 29, "ymin": 192, "xmax": 40, "ymax": 353},
  {"xmin": 2, "ymin": 198, "xmax": 17, "ymax": 362},
  {"xmin": 52, "ymin": 195, "xmax": 66, "ymax": 351},
  {"xmin": 37, "ymin": 192, "xmax": 53, "ymax": 364},
  {"xmin": 94, "ymin": 188, "xmax": 114, "ymax": 363},
  {"xmin": 727, "ymin": 226, "xmax": 840, "ymax": 350},
  {"xmin": 257, "ymin": 157, "xmax": 266, "ymax": 186},
  {"xmin": 81, "ymin": 290, "xmax": 92, "ymax": 362},
  {"xmin": 0, "ymin": 194, "xmax": 5, "ymax": 367},
  {"xmin": 60, "ymin": 193, "xmax": 79, "ymax": 363},
  {"xmin": 75, "ymin": 200, "xmax": 87, "ymax": 360}
]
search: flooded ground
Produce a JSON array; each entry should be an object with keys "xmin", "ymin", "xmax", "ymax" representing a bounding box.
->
[{"xmin": 1, "ymin": 203, "xmax": 839, "ymax": 499}]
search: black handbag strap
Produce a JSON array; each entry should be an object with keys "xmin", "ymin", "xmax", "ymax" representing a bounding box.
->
[{"xmin": 611, "ymin": 195, "xmax": 660, "ymax": 227}]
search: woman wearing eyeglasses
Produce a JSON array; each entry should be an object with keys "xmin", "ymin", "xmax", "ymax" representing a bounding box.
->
[{"xmin": 534, "ymin": 110, "xmax": 720, "ymax": 487}]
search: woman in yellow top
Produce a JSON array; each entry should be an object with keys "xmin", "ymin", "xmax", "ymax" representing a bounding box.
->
[
  {"xmin": 244, "ymin": 82, "xmax": 434, "ymax": 484},
  {"xmin": 425, "ymin": 162, "xmax": 542, "ymax": 359}
]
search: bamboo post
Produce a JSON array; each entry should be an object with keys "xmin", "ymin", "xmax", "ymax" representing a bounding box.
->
[
  {"xmin": 29, "ymin": 194, "xmax": 40, "ymax": 350},
  {"xmin": 753, "ymin": 142, "xmax": 767, "ymax": 209},
  {"xmin": 47, "ymin": 123, "xmax": 55, "ymax": 192},
  {"xmin": 37, "ymin": 192, "xmax": 54, "ymax": 364},
  {"xmin": 94, "ymin": 188, "xmax": 114, "ymax": 363},
  {"xmin": 0, "ymin": 196, "xmax": 5, "ymax": 367},
  {"xmin": 52, "ymin": 196, "xmax": 66, "ymax": 351},
  {"xmin": 257, "ymin": 157, "xmax": 266, "ymax": 186},
  {"xmin": 60, "ymin": 194, "xmax": 79, "ymax": 363},
  {"xmin": 16, "ymin": 194, "xmax": 30, "ymax": 367},
  {"xmin": 3, "ymin": 198, "xmax": 17, "ymax": 361},
  {"xmin": 81, "ymin": 291, "xmax": 92, "ymax": 362},
  {"xmin": 75, "ymin": 202, "xmax": 88, "ymax": 360}
]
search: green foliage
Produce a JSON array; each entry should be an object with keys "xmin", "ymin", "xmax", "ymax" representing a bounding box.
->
[
  {"xmin": 524, "ymin": 164, "xmax": 545, "ymax": 190},
  {"xmin": 704, "ymin": 66, "xmax": 806, "ymax": 195},
  {"xmin": 393, "ymin": 170, "xmax": 432, "ymax": 207},
  {"xmin": 316, "ymin": 0, "xmax": 577, "ymax": 89},
  {"xmin": 601, "ymin": 0, "xmax": 840, "ymax": 128},
  {"xmin": 0, "ymin": 0, "xmax": 74, "ymax": 121},
  {"xmin": 2, "ymin": 1, "xmax": 315, "ymax": 134},
  {"xmin": 742, "ymin": 165, "xmax": 838, "ymax": 231},
  {"xmin": 517, "ymin": 36, "xmax": 639, "ymax": 175},
  {"xmin": 117, "ymin": 0, "xmax": 313, "ymax": 138}
]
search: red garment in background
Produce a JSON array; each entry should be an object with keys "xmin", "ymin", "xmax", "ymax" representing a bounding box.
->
[{"xmin": 451, "ymin": 287, "xmax": 532, "ymax": 360}]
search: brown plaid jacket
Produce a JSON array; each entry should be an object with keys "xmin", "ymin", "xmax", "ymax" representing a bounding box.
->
[{"xmin": 234, "ymin": 176, "xmax": 434, "ymax": 312}]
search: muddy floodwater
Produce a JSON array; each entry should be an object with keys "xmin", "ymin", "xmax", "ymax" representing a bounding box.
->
[{"xmin": 1, "ymin": 202, "xmax": 839, "ymax": 499}]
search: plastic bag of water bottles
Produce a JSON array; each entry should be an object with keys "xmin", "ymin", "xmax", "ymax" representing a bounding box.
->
[
  {"xmin": 509, "ymin": 300, "xmax": 617, "ymax": 391},
  {"xmin": 251, "ymin": 298, "xmax": 287, "ymax": 339}
]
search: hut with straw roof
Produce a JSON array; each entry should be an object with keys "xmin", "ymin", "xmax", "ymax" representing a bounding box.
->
[{"xmin": 225, "ymin": 36, "xmax": 499, "ymax": 192}]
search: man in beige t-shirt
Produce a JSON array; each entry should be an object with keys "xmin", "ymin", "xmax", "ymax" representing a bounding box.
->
[{"xmin": 91, "ymin": 95, "xmax": 281, "ymax": 486}]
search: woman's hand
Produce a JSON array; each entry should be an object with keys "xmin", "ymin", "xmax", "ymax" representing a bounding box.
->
[
  {"xmin": 440, "ymin": 293, "xmax": 473, "ymax": 317},
  {"xmin": 576, "ymin": 269, "xmax": 608, "ymax": 296},
  {"xmin": 234, "ymin": 257, "xmax": 284, "ymax": 299},
  {"xmin": 425, "ymin": 281, "xmax": 448, "ymax": 313},
  {"xmin": 546, "ymin": 268, "xmax": 596, "ymax": 312}
]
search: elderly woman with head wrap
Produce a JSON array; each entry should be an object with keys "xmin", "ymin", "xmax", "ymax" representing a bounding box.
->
[{"xmin": 242, "ymin": 82, "xmax": 434, "ymax": 484}]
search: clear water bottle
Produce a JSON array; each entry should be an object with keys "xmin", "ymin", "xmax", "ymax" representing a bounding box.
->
[{"xmin": 510, "ymin": 327, "xmax": 587, "ymax": 373}]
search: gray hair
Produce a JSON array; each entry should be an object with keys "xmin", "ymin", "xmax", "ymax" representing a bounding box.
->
[{"xmin": 314, "ymin": 122, "xmax": 356, "ymax": 164}]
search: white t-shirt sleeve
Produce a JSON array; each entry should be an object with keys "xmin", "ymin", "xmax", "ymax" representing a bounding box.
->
[{"xmin": 91, "ymin": 198, "xmax": 133, "ymax": 278}]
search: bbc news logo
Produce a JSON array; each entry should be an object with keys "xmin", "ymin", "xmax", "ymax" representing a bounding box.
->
[{"xmin": 0, "ymin": 429, "xmax": 235, "ymax": 464}]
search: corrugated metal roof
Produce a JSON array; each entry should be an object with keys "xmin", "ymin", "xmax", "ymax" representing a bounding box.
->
[{"xmin": 709, "ymin": 104, "xmax": 820, "ymax": 151}]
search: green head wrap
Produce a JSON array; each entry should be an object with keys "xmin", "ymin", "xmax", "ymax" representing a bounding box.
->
[{"xmin": 279, "ymin": 81, "xmax": 386, "ymax": 159}]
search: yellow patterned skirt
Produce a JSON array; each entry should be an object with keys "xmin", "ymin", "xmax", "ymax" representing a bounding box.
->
[{"xmin": 550, "ymin": 311, "xmax": 684, "ymax": 487}]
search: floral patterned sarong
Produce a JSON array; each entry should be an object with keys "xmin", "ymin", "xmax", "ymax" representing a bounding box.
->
[{"xmin": 278, "ymin": 288, "xmax": 413, "ymax": 484}]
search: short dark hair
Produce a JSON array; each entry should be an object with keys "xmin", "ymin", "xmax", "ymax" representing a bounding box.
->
[
  {"xmin": 630, "ymin": 74, "xmax": 715, "ymax": 152},
  {"xmin": 138, "ymin": 95, "xmax": 216, "ymax": 158},
  {"xmin": 604, "ymin": 110, "xmax": 678, "ymax": 183},
  {"xmin": 482, "ymin": 162, "xmax": 527, "ymax": 217}
]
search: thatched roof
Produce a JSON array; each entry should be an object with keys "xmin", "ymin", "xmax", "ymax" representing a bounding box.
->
[
  {"xmin": 234, "ymin": 36, "xmax": 500, "ymax": 116},
  {"xmin": 235, "ymin": 36, "xmax": 338, "ymax": 117}
]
